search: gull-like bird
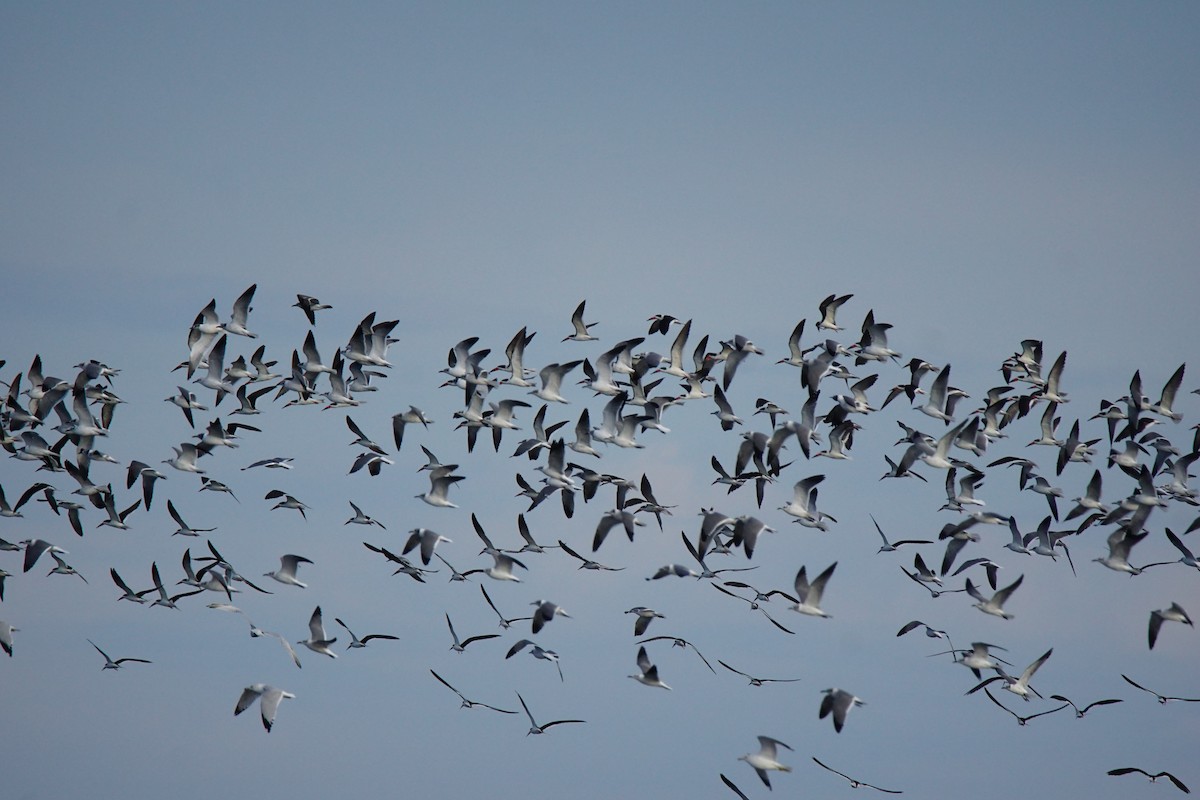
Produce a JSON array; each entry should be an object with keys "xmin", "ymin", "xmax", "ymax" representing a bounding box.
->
[
  {"xmin": 391, "ymin": 406, "xmax": 433, "ymax": 450},
  {"xmin": 967, "ymin": 647, "xmax": 1053, "ymax": 701},
  {"xmin": 124, "ymin": 461, "xmax": 166, "ymax": 511},
  {"xmin": 446, "ymin": 613, "xmax": 500, "ymax": 653},
  {"xmin": 531, "ymin": 599, "xmax": 571, "ymax": 634},
  {"xmin": 88, "ymin": 639, "xmax": 151, "ymax": 670},
  {"xmin": 430, "ymin": 669, "xmax": 516, "ymax": 713},
  {"xmin": 298, "ymin": 605, "xmax": 338, "ymax": 658},
  {"xmin": 507, "ymin": 639, "xmax": 564, "ymax": 681},
  {"xmin": 531, "ymin": 360, "xmax": 584, "ymax": 404},
  {"xmin": 418, "ymin": 471, "xmax": 464, "ymax": 508},
  {"xmin": 1149, "ymin": 603, "xmax": 1192, "ymax": 650},
  {"xmin": 334, "ymin": 617, "xmax": 398, "ymax": 649},
  {"xmin": 165, "ymin": 386, "xmax": 206, "ymax": 428},
  {"xmin": 264, "ymin": 554, "xmax": 313, "ymax": 588},
  {"xmin": 738, "ymin": 735, "xmax": 793, "ymax": 789},
  {"xmin": 812, "ymin": 757, "xmax": 902, "ymax": 793},
  {"xmin": 0, "ymin": 482, "xmax": 51, "ymax": 518},
  {"xmin": 1093, "ymin": 526, "xmax": 1149, "ymax": 575},
  {"xmin": 718, "ymin": 659, "xmax": 800, "ymax": 686},
  {"xmin": 1107, "ymin": 768, "xmax": 1190, "ymax": 793},
  {"xmin": 0, "ymin": 620, "xmax": 15, "ymax": 656},
  {"xmin": 234, "ymin": 684, "xmax": 295, "ymax": 732},
  {"xmin": 790, "ymin": 562, "xmax": 837, "ymax": 618},
  {"xmin": 624, "ymin": 607, "xmax": 665, "ymax": 636},
  {"xmin": 966, "ymin": 574, "xmax": 1024, "ymax": 619},
  {"xmin": 404, "ymin": 528, "xmax": 452, "ymax": 565},
  {"xmin": 516, "ymin": 691, "xmax": 585, "ymax": 735},
  {"xmin": 220, "ymin": 283, "xmax": 257, "ymax": 338},
  {"xmin": 820, "ymin": 688, "xmax": 865, "ymax": 732},
  {"xmin": 629, "ymin": 646, "xmax": 671, "ymax": 689}
]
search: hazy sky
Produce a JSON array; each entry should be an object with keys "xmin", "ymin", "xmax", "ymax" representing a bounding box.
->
[{"xmin": 2, "ymin": 4, "xmax": 1198, "ymax": 799}]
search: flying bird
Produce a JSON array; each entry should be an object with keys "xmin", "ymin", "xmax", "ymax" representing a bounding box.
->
[{"xmin": 234, "ymin": 684, "xmax": 295, "ymax": 732}]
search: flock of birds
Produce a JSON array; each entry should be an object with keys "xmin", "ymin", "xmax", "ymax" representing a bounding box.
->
[{"xmin": 1, "ymin": 285, "xmax": 1198, "ymax": 796}]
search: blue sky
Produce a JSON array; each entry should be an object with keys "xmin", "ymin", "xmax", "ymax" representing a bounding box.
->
[{"xmin": 2, "ymin": 3, "xmax": 1199, "ymax": 799}]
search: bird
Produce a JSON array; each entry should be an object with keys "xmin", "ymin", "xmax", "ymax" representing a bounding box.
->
[
  {"xmin": 1148, "ymin": 603, "xmax": 1193, "ymax": 650},
  {"xmin": 391, "ymin": 406, "xmax": 433, "ymax": 450},
  {"xmin": 0, "ymin": 620, "xmax": 17, "ymax": 656},
  {"xmin": 234, "ymin": 684, "xmax": 295, "ymax": 732},
  {"xmin": 1122, "ymin": 674, "xmax": 1200, "ymax": 704},
  {"xmin": 737, "ymin": 735, "xmax": 793, "ymax": 789},
  {"xmin": 334, "ymin": 617, "xmax": 398, "ymax": 649},
  {"xmin": 149, "ymin": 561, "xmax": 203, "ymax": 609},
  {"xmin": 263, "ymin": 554, "xmax": 313, "ymax": 588},
  {"xmin": 790, "ymin": 562, "xmax": 837, "ymax": 618},
  {"xmin": 166, "ymin": 498, "xmax": 215, "ymax": 537},
  {"xmin": 896, "ymin": 620, "xmax": 954, "ymax": 653},
  {"xmin": 966, "ymin": 574, "xmax": 1024, "ymax": 619},
  {"xmin": 445, "ymin": 613, "xmax": 500, "ymax": 653},
  {"xmin": 1107, "ymin": 768, "xmax": 1190, "ymax": 793},
  {"xmin": 293, "ymin": 294, "xmax": 331, "ymax": 325},
  {"xmin": 816, "ymin": 293, "xmax": 853, "ymax": 331},
  {"xmin": 637, "ymin": 636, "xmax": 716, "ymax": 673},
  {"xmin": 344, "ymin": 500, "xmax": 385, "ymax": 528},
  {"xmin": 871, "ymin": 514, "xmax": 932, "ymax": 552},
  {"xmin": 1049, "ymin": 693, "xmax": 1123, "ymax": 718},
  {"xmin": 109, "ymin": 567, "xmax": 152, "ymax": 604},
  {"xmin": 718, "ymin": 659, "xmax": 800, "ymax": 686},
  {"xmin": 982, "ymin": 687, "xmax": 1069, "ymax": 726},
  {"xmin": 559, "ymin": 539, "xmax": 625, "ymax": 571},
  {"xmin": 480, "ymin": 584, "xmax": 533, "ymax": 629},
  {"xmin": 264, "ymin": 489, "xmax": 309, "ymax": 519},
  {"xmin": 530, "ymin": 599, "xmax": 571, "ymax": 634},
  {"xmin": 298, "ymin": 605, "xmax": 338, "ymax": 658},
  {"xmin": 819, "ymin": 688, "xmax": 865, "ymax": 732},
  {"xmin": 629, "ymin": 646, "xmax": 671, "ymax": 689},
  {"xmin": 967, "ymin": 648, "xmax": 1053, "ymax": 701},
  {"xmin": 21, "ymin": 538, "xmax": 67, "ymax": 573},
  {"xmin": 418, "ymin": 472, "xmax": 464, "ymax": 508},
  {"xmin": 88, "ymin": 639, "xmax": 151, "ymax": 670},
  {"xmin": 562, "ymin": 300, "xmax": 598, "ymax": 342},
  {"xmin": 506, "ymin": 638, "xmax": 565, "ymax": 681},
  {"xmin": 811, "ymin": 757, "xmax": 902, "ymax": 793},
  {"xmin": 429, "ymin": 669, "xmax": 516, "ymax": 713},
  {"xmin": 403, "ymin": 528, "xmax": 452, "ymax": 565},
  {"xmin": 625, "ymin": 607, "xmax": 665, "ymax": 636},
  {"xmin": 516, "ymin": 691, "xmax": 585, "ymax": 735}
]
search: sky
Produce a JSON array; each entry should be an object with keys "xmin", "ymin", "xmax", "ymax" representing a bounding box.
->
[{"xmin": 1, "ymin": 3, "xmax": 1199, "ymax": 798}]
